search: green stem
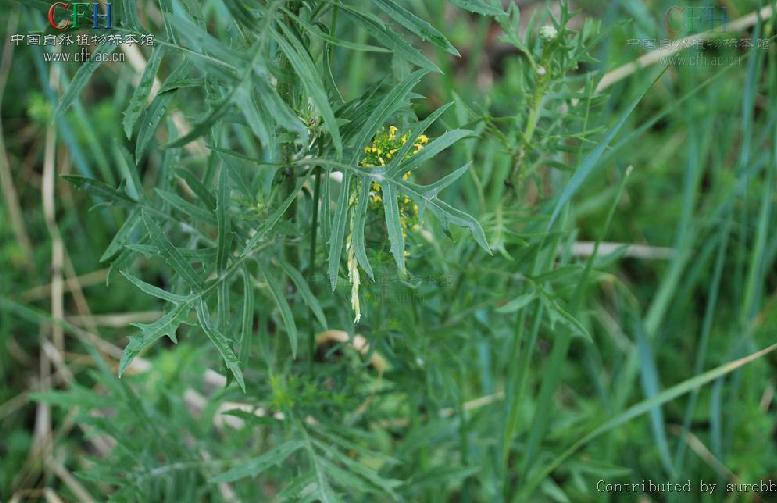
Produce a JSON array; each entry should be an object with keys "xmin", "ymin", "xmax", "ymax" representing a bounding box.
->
[{"xmin": 510, "ymin": 78, "xmax": 547, "ymax": 186}]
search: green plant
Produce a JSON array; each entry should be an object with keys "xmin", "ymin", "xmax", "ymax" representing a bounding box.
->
[
  {"xmin": 23, "ymin": 0, "xmax": 493, "ymax": 499},
  {"xmin": 2, "ymin": 0, "xmax": 777, "ymax": 502}
]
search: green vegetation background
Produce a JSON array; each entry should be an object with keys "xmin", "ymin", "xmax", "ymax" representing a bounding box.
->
[{"xmin": 0, "ymin": 0, "xmax": 776, "ymax": 501}]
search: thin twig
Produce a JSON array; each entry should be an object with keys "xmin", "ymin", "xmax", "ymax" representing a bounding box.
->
[
  {"xmin": 66, "ymin": 311, "xmax": 162, "ymax": 327},
  {"xmin": 43, "ymin": 127, "xmax": 65, "ymax": 354},
  {"xmin": 21, "ymin": 269, "xmax": 108, "ymax": 301},
  {"xmin": 41, "ymin": 340, "xmax": 75, "ymax": 385},
  {"xmin": 48, "ymin": 458, "xmax": 96, "ymax": 503},
  {"xmin": 569, "ymin": 241, "xmax": 675, "ymax": 260},
  {"xmin": 31, "ymin": 57, "xmax": 62, "ymax": 474},
  {"xmin": 43, "ymin": 488, "xmax": 66, "ymax": 503},
  {"xmin": 0, "ymin": 392, "xmax": 29, "ymax": 422}
]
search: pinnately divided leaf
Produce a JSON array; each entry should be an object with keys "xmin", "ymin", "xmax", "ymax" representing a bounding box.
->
[
  {"xmin": 450, "ymin": 0, "xmax": 506, "ymax": 18},
  {"xmin": 350, "ymin": 69, "xmax": 429, "ymax": 164},
  {"xmin": 396, "ymin": 129, "xmax": 475, "ymax": 175},
  {"xmin": 328, "ymin": 69, "xmax": 428, "ymax": 288},
  {"xmin": 123, "ymin": 45, "xmax": 165, "ymax": 139},
  {"xmin": 136, "ymin": 92, "xmax": 174, "ymax": 160},
  {"xmin": 339, "ymin": 4, "xmax": 441, "ymax": 73},
  {"xmin": 328, "ymin": 170, "xmax": 353, "ymax": 289},
  {"xmin": 239, "ymin": 265, "xmax": 254, "ymax": 368},
  {"xmin": 259, "ymin": 266, "xmax": 299, "ymax": 357},
  {"xmin": 118, "ymin": 296, "xmax": 197, "ymax": 377},
  {"xmin": 121, "ymin": 271, "xmax": 190, "ymax": 305},
  {"xmin": 272, "ymin": 22, "xmax": 342, "ymax": 158},
  {"xmin": 372, "ymin": 0, "xmax": 459, "ymax": 56},
  {"xmin": 387, "ymin": 170, "xmax": 491, "ymax": 253},
  {"xmin": 385, "ymin": 102, "xmax": 454, "ymax": 177},
  {"xmin": 100, "ymin": 208, "xmax": 140, "ymax": 262},
  {"xmin": 196, "ymin": 300, "xmax": 246, "ymax": 392},
  {"xmin": 210, "ymin": 441, "xmax": 304, "ymax": 483},
  {"xmin": 63, "ymin": 175, "xmax": 137, "ymax": 207},
  {"xmin": 279, "ymin": 260, "xmax": 328, "ymax": 329},
  {"xmin": 382, "ymin": 183, "xmax": 406, "ymax": 273},
  {"xmin": 216, "ymin": 166, "xmax": 231, "ymax": 273},
  {"xmin": 350, "ymin": 180, "xmax": 375, "ymax": 279},
  {"xmin": 142, "ymin": 211, "xmax": 202, "ymax": 291}
]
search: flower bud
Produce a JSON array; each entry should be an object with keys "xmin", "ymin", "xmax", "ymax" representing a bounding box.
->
[{"xmin": 539, "ymin": 25, "xmax": 558, "ymax": 41}]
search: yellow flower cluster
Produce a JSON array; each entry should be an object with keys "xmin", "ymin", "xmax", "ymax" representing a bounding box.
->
[
  {"xmin": 348, "ymin": 126, "xmax": 429, "ymax": 323},
  {"xmin": 360, "ymin": 125, "xmax": 428, "ymax": 169},
  {"xmin": 360, "ymin": 126, "xmax": 427, "ymax": 235}
]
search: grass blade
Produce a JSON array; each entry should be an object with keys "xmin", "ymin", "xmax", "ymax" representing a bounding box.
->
[
  {"xmin": 521, "ymin": 342, "xmax": 777, "ymax": 498},
  {"xmin": 54, "ymin": 42, "xmax": 118, "ymax": 119}
]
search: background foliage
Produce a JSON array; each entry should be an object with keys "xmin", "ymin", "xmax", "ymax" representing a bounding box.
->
[{"xmin": 1, "ymin": 0, "xmax": 777, "ymax": 501}]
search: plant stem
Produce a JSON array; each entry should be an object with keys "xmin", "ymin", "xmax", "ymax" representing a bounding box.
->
[{"xmin": 510, "ymin": 77, "xmax": 547, "ymax": 187}]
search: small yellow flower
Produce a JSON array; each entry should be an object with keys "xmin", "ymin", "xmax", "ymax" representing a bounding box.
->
[
  {"xmin": 414, "ymin": 136, "xmax": 427, "ymax": 152},
  {"xmin": 359, "ymin": 126, "xmax": 429, "ymax": 169},
  {"xmin": 359, "ymin": 125, "xmax": 427, "ymax": 231},
  {"xmin": 348, "ymin": 125, "xmax": 432, "ymax": 321}
]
